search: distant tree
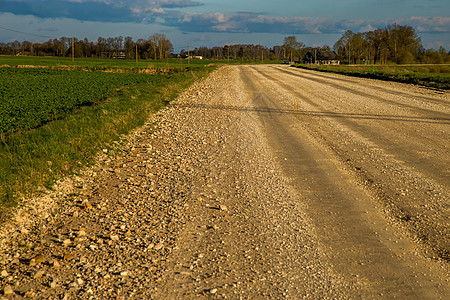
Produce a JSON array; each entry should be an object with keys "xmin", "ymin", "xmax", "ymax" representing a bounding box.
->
[
  {"xmin": 124, "ymin": 36, "xmax": 135, "ymax": 59},
  {"xmin": 149, "ymin": 33, "xmax": 173, "ymax": 59},
  {"xmin": 419, "ymin": 46, "xmax": 450, "ymax": 64},
  {"xmin": 283, "ymin": 36, "xmax": 305, "ymax": 61},
  {"xmin": 385, "ymin": 24, "xmax": 421, "ymax": 64},
  {"xmin": 96, "ymin": 37, "xmax": 107, "ymax": 57},
  {"xmin": 223, "ymin": 45, "xmax": 229, "ymax": 59},
  {"xmin": 334, "ymin": 24, "xmax": 423, "ymax": 64},
  {"xmin": 334, "ymin": 30, "xmax": 354, "ymax": 63},
  {"xmin": 238, "ymin": 47, "xmax": 244, "ymax": 59}
]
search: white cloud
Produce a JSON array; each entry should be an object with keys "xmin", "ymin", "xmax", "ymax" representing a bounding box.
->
[{"xmin": 401, "ymin": 16, "xmax": 450, "ymax": 32}]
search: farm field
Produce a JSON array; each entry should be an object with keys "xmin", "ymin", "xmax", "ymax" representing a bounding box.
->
[
  {"xmin": 0, "ymin": 57, "xmax": 215, "ymax": 218},
  {"xmin": 0, "ymin": 68, "xmax": 164, "ymax": 134},
  {"xmin": 0, "ymin": 56, "xmax": 282, "ymax": 70},
  {"xmin": 0, "ymin": 64, "xmax": 448, "ymax": 299},
  {"xmin": 0, "ymin": 55, "xmax": 210, "ymax": 69},
  {"xmin": 294, "ymin": 64, "xmax": 450, "ymax": 89}
]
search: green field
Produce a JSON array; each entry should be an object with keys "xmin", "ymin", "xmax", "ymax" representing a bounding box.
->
[
  {"xmin": 0, "ymin": 56, "xmax": 282, "ymax": 69},
  {"xmin": 0, "ymin": 56, "xmax": 216, "ymax": 222},
  {"xmin": 0, "ymin": 55, "xmax": 208, "ymax": 69},
  {"xmin": 293, "ymin": 64, "xmax": 450, "ymax": 90},
  {"xmin": 0, "ymin": 68, "xmax": 166, "ymax": 135}
]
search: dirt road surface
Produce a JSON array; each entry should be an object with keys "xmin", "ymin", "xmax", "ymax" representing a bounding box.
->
[{"xmin": 1, "ymin": 65, "xmax": 449, "ymax": 299}]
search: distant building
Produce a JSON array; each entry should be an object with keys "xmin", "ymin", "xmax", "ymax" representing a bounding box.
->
[
  {"xmin": 100, "ymin": 51, "xmax": 126, "ymax": 59},
  {"xmin": 177, "ymin": 54, "xmax": 203, "ymax": 60},
  {"xmin": 303, "ymin": 49, "xmax": 340, "ymax": 65}
]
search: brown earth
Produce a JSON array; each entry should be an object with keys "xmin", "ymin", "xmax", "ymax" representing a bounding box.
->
[{"xmin": 0, "ymin": 65, "xmax": 449, "ymax": 299}]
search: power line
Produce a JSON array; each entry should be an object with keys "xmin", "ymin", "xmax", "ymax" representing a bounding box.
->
[{"xmin": 0, "ymin": 25, "xmax": 53, "ymax": 39}]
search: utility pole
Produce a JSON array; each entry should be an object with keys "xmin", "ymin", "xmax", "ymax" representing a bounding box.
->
[
  {"xmin": 348, "ymin": 40, "xmax": 350, "ymax": 64},
  {"xmin": 314, "ymin": 48, "xmax": 317, "ymax": 64},
  {"xmin": 188, "ymin": 45, "xmax": 190, "ymax": 66},
  {"xmin": 72, "ymin": 37, "xmax": 74, "ymax": 62},
  {"xmin": 136, "ymin": 44, "xmax": 138, "ymax": 63}
]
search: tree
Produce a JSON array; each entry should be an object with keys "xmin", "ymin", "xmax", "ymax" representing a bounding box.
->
[
  {"xmin": 238, "ymin": 47, "xmax": 244, "ymax": 59},
  {"xmin": 334, "ymin": 24, "xmax": 423, "ymax": 64},
  {"xmin": 385, "ymin": 24, "xmax": 421, "ymax": 64},
  {"xmin": 223, "ymin": 45, "xmax": 229, "ymax": 59},
  {"xmin": 283, "ymin": 36, "xmax": 305, "ymax": 61},
  {"xmin": 124, "ymin": 36, "xmax": 135, "ymax": 59},
  {"xmin": 333, "ymin": 30, "xmax": 354, "ymax": 63},
  {"xmin": 149, "ymin": 33, "xmax": 173, "ymax": 59}
]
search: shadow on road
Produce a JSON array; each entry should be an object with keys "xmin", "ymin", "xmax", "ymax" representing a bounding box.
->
[{"xmin": 176, "ymin": 103, "xmax": 450, "ymax": 125}]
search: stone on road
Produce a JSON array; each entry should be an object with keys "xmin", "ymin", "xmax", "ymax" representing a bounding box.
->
[{"xmin": 0, "ymin": 65, "xmax": 448, "ymax": 299}]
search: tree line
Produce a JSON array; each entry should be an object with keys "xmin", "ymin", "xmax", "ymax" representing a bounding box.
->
[
  {"xmin": 0, "ymin": 35, "xmax": 293, "ymax": 61},
  {"xmin": 0, "ymin": 24, "xmax": 448, "ymax": 64},
  {"xmin": 333, "ymin": 24, "xmax": 450, "ymax": 64},
  {"xmin": 0, "ymin": 34, "xmax": 174, "ymax": 60},
  {"xmin": 183, "ymin": 44, "xmax": 290, "ymax": 60}
]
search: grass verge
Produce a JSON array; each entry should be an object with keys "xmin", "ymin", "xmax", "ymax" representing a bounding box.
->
[
  {"xmin": 0, "ymin": 65, "xmax": 215, "ymax": 223},
  {"xmin": 293, "ymin": 64, "xmax": 450, "ymax": 90}
]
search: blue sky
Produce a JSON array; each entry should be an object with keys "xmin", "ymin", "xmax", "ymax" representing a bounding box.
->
[{"xmin": 0, "ymin": 0, "xmax": 449, "ymax": 51}]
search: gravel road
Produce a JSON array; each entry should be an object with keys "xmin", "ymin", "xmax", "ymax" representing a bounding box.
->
[{"xmin": 1, "ymin": 65, "xmax": 449, "ymax": 299}]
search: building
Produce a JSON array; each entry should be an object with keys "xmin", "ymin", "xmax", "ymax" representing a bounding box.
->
[
  {"xmin": 177, "ymin": 54, "xmax": 203, "ymax": 60},
  {"xmin": 303, "ymin": 49, "xmax": 340, "ymax": 65}
]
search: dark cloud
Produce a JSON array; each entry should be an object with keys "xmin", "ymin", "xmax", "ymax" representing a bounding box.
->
[
  {"xmin": 162, "ymin": 12, "xmax": 450, "ymax": 35},
  {"xmin": 0, "ymin": 0, "xmax": 133, "ymax": 22},
  {"xmin": 0, "ymin": 0, "xmax": 202, "ymax": 22}
]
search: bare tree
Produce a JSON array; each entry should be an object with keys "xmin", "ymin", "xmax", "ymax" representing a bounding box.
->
[
  {"xmin": 148, "ymin": 33, "xmax": 173, "ymax": 59},
  {"xmin": 283, "ymin": 36, "xmax": 305, "ymax": 61}
]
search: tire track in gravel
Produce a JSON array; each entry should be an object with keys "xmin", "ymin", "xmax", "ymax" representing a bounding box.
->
[
  {"xmin": 251, "ymin": 66, "xmax": 450, "ymax": 187},
  {"xmin": 279, "ymin": 66, "xmax": 450, "ymax": 106},
  {"xmin": 251, "ymin": 65, "xmax": 449, "ymax": 262},
  {"xmin": 273, "ymin": 66, "xmax": 450, "ymax": 121},
  {"xmin": 156, "ymin": 66, "xmax": 356, "ymax": 299},
  {"xmin": 238, "ymin": 65, "xmax": 449, "ymax": 298}
]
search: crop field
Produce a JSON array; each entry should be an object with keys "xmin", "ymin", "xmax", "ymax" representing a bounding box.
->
[
  {"xmin": 0, "ymin": 68, "xmax": 166, "ymax": 135},
  {"xmin": 0, "ymin": 56, "xmax": 282, "ymax": 70},
  {"xmin": 0, "ymin": 57, "xmax": 215, "ymax": 219},
  {"xmin": 294, "ymin": 64, "xmax": 450, "ymax": 89},
  {"xmin": 0, "ymin": 56, "xmax": 210, "ymax": 69}
]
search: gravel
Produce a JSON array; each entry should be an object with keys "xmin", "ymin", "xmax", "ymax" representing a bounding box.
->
[{"xmin": 1, "ymin": 65, "xmax": 447, "ymax": 299}]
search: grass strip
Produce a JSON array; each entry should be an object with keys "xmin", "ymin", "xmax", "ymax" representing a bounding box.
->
[
  {"xmin": 0, "ymin": 65, "xmax": 215, "ymax": 223},
  {"xmin": 293, "ymin": 64, "xmax": 450, "ymax": 90}
]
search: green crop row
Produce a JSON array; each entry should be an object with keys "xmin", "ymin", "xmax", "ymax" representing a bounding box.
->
[{"xmin": 0, "ymin": 67, "xmax": 168, "ymax": 135}]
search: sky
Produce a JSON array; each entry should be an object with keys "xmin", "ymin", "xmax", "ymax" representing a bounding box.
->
[{"xmin": 0, "ymin": 0, "xmax": 449, "ymax": 51}]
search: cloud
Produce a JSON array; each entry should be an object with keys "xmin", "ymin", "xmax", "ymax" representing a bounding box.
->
[
  {"xmin": 165, "ymin": 12, "xmax": 354, "ymax": 35},
  {"xmin": 165, "ymin": 12, "xmax": 331, "ymax": 34},
  {"xmin": 396, "ymin": 16, "xmax": 450, "ymax": 33},
  {"xmin": 164, "ymin": 12, "xmax": 450, "ymax": 35},
  {"xmin": 0, "ymin": 0, "xmax": 203, "ymax": 22},
  {"xmin": 1, "ymin": 0, "xmax": 449, "ymax": 36}
]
